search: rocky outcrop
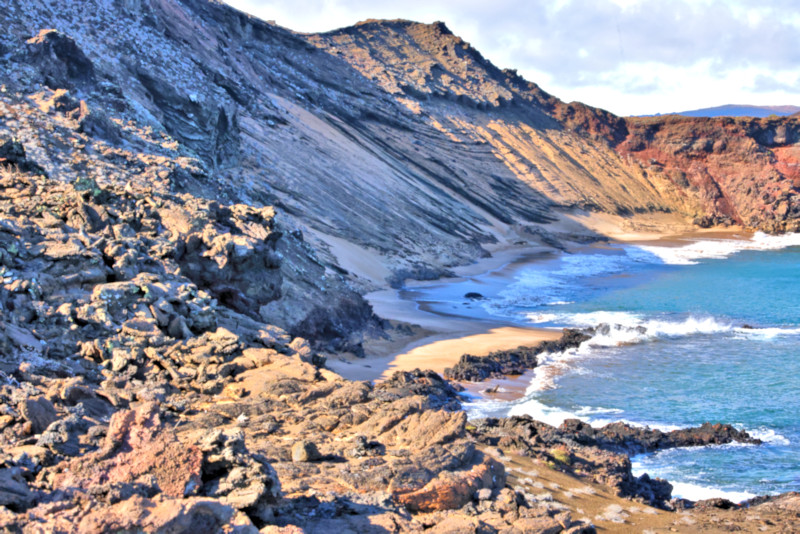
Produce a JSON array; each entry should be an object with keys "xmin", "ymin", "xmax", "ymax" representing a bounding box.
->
[
  {"xmin": 52, "ymin": 402, "xmax": 204, "ymax": 499},
  {"xmin": 470, "ymin": 416, "xmax": 674, "ymax": 507},
  {"xmin": 0, "ymin": 135, "xmax": 378, "ymax": 357},
  {"xmin": 558, "ymin": 419, "xmax": 761, "ymax": 456},
  {"xmin": 471, "ymin": 416, "xmax": 761, "ymax": 510},
  {"xmin": 618, "ymin": 115, "xmax": 800, "ymax": 232},
  {"xmin": 444, "ymin": 329, "xmax": 591, "ymax": 381},
  {"xmin": 76, "ymin": 495, "xmax": 257, "ymax": 534},
  {"xmin": 394, "ymin": 454, "xmax": 505, "ymax": 512},
  {"xmin": 0, "ymin": 139, "xmax": 46, "ymax": 175}
]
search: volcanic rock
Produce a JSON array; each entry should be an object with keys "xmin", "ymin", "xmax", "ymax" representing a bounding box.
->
[
  {"xmin": 18, "ymin": 396, "xmax": 58, "ymax": 434},
  {"xmin": 0, "ymin": 467, "xmax": 33, "ymax": 510},
  {"xmin": 52, "ymin": 402, "xmax": 203, "ymax": 499},
  {"xmin": 75, "ymin": 494, "xmax": 258, "ymax": 534},
  {"xmin": 445, "ymin": 329, "xmax": 591, "ymax": 381}
]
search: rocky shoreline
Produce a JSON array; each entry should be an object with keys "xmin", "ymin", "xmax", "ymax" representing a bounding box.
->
[
  {"xmin": 0, "ymin": 138, "xmax": 794, "ymax": 531},
  {"xmin": 443, "ymin": 329, "xmax": 591, "ymax": 382},
  {"xmin": 0, "ymin": 0, "xmax": 799, "ymax": 529}
]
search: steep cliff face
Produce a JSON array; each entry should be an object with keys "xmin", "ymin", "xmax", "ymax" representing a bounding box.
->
[
  {"xmin": 1, "ymin": 0, "xmax": 798, "ymax": 292},
  {"xmin": 0, "ymin": 45, "xmax": 379, "ymax": 352},
  {"xmin": 312, "ymin": 19, "xmax": 800, "ymax": 234},
  {"xmin": 311, "ymin": 20, "xmax": 684, "ymax": 218},
  {"xmin": 618, "ymin": 116, "xmax": 800, "ymax": 231}
]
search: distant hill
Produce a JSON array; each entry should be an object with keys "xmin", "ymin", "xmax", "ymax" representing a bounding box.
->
[{"xmin": 668, "ymin": 104, "xmax": 800, "ymax": 118}]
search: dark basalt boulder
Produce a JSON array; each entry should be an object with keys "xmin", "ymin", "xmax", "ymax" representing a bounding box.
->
[{"xmin": 374, "ymin": 369, "xmax": 463, "ymax": 411}]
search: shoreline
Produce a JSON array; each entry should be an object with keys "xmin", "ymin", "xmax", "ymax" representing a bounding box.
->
[
  {"xmin": 334, "ymin": 216, "xmax": 754, "ymax": 389},
  {"xmin": 329, "ymin": 220, "xmax": 792, "ymax": 504}
]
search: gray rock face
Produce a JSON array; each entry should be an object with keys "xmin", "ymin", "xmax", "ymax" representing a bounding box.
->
[
  {"xmin": 0, "ymin": 467, "xmax": 33, "ymax": 510},
  {"xmin": 23, "ymin": 29, "xmax": 95, "ymax": 90}
]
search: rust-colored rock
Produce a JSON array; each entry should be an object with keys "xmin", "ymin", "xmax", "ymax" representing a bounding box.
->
[
  {"xmin": 395, "ymin": 455, "xmax": 505, "ymax": 512},
  {"xmin": 54, "ymin": 402, "xmax": 203, "ymax": 498}
]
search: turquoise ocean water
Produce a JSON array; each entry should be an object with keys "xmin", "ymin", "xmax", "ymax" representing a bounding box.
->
[{"xmin": 403, "ymin": 233, "xmax": 800, "ymax": 501}]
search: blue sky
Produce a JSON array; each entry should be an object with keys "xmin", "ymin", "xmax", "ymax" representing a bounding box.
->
[{"xmin": 224, "ymin": 0, "xmax": 799, "ymax": 116}]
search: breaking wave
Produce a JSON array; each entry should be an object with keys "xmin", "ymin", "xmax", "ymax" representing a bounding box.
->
[{"xmin": 639, "ymin": 231, "xmax": 800, "ymax": 265}]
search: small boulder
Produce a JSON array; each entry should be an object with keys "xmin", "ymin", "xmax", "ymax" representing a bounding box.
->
[
  {"xmin": 19, "ymin": 397, "xmax": 58, "ymax": 435},
  {"xmin": 37, "ymin": 414, "xmax": 92, "ymax": 456},
  {"xmin": 291, "ymin": 440, "xmax": 321, "ymax": 463}
]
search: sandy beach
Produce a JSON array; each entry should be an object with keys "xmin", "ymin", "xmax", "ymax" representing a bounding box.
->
[{"xmin": 329, "ymin": 211, "xmax": 755, "ymax": 392}]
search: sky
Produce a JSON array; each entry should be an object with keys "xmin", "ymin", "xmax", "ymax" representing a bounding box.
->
[{"xmin": 224, "ymin": 0, "xmax": 800, "ymax": 116}]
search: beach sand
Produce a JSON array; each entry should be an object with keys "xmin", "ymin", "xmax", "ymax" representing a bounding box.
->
[
  {"xmin": 329, "ymin": 210, "xmax": 753, "ymax": 391},
  {"xmin": 328, "ymin": 324, "xmax": 562, "ymax": 382}
]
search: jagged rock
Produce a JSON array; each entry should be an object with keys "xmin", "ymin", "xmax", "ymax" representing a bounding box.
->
[
  {"xmin": 471, "ymin": 416, "xmax": 677, "ymax": 507},
  {"xmin": 37, "ymin": 414, "xmax": 93, "ymax": 456},
  {"xmin": 395, "ymin": 454, "xmax": 505, "ymax": 512},
  {"xmin": 52, "ymin": 402, "xmax": 203, "ymax": 498},
  {"xmin": 558, "ymin": 419, "xmax": 761, "ymax": 455},
  {"xmin": 199, "ymin": 429, "xmax": 281, "ymax": 521},
  {"xmin": 0, "ymin": 139, "xmax": 45, "ymax": 175},
  {"xmin": 694, "ymin": 497, "xmax": 738, "ymax": 510},
  {"xmin": 258, "ymin": 325, "xmax": 291, "ymax": 348},
  {"xmin": 24, "ymin": 29, "xmax": 96, "ymax": 90},
  {"xmin": 444, "ymin": 329, "xmax": 591, "ymax": 381}
]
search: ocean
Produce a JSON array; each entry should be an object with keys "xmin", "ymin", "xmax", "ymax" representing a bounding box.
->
[{"xmin": 402, "ymin": 232, "xmax": 800, "ymax": 501}]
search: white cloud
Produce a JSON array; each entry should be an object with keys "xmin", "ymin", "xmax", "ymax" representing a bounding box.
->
[{"xmin": 224, "ymin": 0, "xmax": 800, "ymax": 116}]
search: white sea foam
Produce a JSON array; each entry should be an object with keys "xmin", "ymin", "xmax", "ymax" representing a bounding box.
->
[
  {"xmin": 505, "ymin": 396, "xmax": 585, "ymax": 427},
  {"xmin": 735, "ymin": 326, "xmax": 800, "ymax": 339},
  {"xmin": 745, "ymin": 427, "xmax": 790, "ymax": 446},
  {"xmin": 574, "ymin": 405, "xmax": 625, "ymax": 416},
  {"xmin": 639, "ymin": 231, "xmax": 800, "ymax": 265},
  {"xmin": 659, "ymin": 481, "xmax": 756, "ymax": 503},
  {"xmin": 484, "ymin": 247, "xmax": 657, "ymax": 317},
  {"xmin": 527, "ymin": 311, "xmax": 736, "ymax": 349},
  {"xmin": 529, "ymin": 310, "xmax": 800, "ymax": 344}
]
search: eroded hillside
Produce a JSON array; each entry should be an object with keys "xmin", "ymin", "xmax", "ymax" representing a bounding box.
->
[
  {"xmin": 2, "ymin": 1, "xmax": 800, "ymax": 532},
  {"xmin": 1, "ymin": 0, "xmax": 796, "ymax": 291}
]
